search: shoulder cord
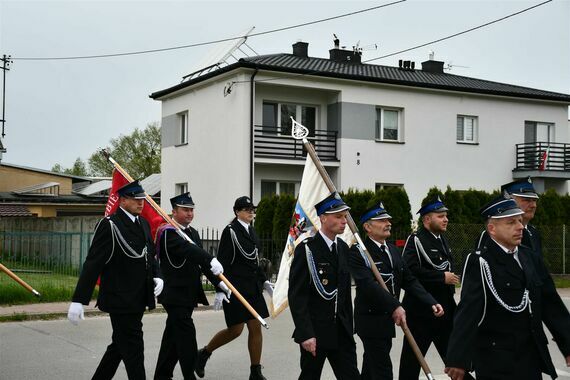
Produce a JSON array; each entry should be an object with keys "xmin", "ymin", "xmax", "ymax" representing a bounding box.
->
[
  {"xmin": 477, "ymin": 256, "xmax": 531, "ymax": 326},
  {"xmin": 229, "ymin": 227, "xmax": 258, "ymax": 262},
  {"xmin": 414, "ymin": 236, "xmax": 450, "ymax": 271},
  {"xmin": 107, "ymin": 220, "xmax": 147, "ymax": 263},
  {"xmin": 162, "ymin": 229, "xmax": 186, "ymax": 269},
  {"xmin": 95, "ymin": 218, "xmax": 115, "ymax": 265},
  {"xmin": 356, "ymin": 244, "xmax": 395, "ymax": 295},
  {"xmin": 305, "ymin": 244, "xmax": 338, "ymax": 301}
]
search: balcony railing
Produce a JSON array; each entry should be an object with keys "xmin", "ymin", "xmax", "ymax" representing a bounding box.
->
[
  {"xmin": 515, "ymin": 142, "xmax": 570, "ymax": 171},
  {"xmin": 254, "ymin": 125, "xmax": 338, "ymax": 161}
]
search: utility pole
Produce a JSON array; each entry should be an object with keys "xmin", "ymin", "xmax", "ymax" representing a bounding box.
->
[{"xmin": 0, "ymin": 54, "xmax": 11, "ymax": 160}]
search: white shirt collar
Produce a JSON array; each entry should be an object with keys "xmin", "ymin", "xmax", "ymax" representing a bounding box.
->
[
  {"xmin": 430, "ymin": 231, "xmax": 441, "ymax": 240},
  {"xmin": 319, "ymin": 230, "xmax": 337, "ymax": 251},
  {"xmin": 237, "ymin": 218, "xmax": 250, "ymax": 231},
  {"xmin": 120, "ymin": 207, "xmax": 137, "ymax": 223},
  {"xmin": 491, "ymin": 238, "xmax": 521, "ymax": 267},
  {"xmin": 369, "ymin": 237, "xmax": 387, "ymax": 250}
]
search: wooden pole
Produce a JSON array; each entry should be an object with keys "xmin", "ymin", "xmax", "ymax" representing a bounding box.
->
[
  {"xmin": 301, "ymin": 138, "xmax": 434, "ymax": 380},
  {"xmin": 102, "ymin": 151, "xmax": 268, "ymax": 329},
  {"xmin": 0, "ymin": 262, "xmax": 41, "ymax": 297}
]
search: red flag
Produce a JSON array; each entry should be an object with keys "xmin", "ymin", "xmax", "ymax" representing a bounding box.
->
[{"xmin": 538, "ymin": 147, "xmax": 549, "ymax": 171}]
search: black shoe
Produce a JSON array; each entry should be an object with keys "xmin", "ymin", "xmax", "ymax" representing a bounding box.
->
[
  {"xmin": 249, "ymin": 364, "xmax": 267, "ymax": 380},
  {"xmin": 195, "ymin": 347, "xmax": 211, "ymax": 378}
]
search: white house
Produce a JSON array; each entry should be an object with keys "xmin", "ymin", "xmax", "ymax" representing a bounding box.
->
[{"xmin": 151, "ymin": 41, "xmax": 570, "ymax": 231}]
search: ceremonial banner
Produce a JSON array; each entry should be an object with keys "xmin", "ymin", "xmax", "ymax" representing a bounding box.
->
[
  {"xmin": 538, "ymin": 147, "xmax": 549, "ymax": 171},
  {"xmin": 270, "ymin": 156, "xmax": 354, "ymax": 318}
]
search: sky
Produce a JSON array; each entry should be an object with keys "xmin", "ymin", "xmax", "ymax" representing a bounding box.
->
[{"xmin": 0, "ymin": 0, "xmax": 568, "ymax": 171}]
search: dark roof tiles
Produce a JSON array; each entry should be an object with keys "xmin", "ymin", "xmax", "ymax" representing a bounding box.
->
[{"xmin": 150, "ymin": 53, "xmax": 570, "ymax": 103}]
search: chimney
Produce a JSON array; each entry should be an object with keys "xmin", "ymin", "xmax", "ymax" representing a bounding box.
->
[
  {"xmin": 292, "ymin": 41, "xmax": 309, "ymax": 58},
  {"xmin": 329, "ymin": 48, "xmax": 361, "ymax": 64},
  {"xmin": 421, "ymin": 59, "xmax": 445, "ymax": 74}
]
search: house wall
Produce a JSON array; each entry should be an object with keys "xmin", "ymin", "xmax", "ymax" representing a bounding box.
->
[
  {"xmin": 0, "ymin": 165, "xmax": 74, "ymax": 194},
  {"xmin": 160, "ymin": 72, "xmax": 253, "ymax": 230},
  {"xmin": 159, "ymin": 69, "xmax": 569, "ymax": 229},
  {"xmin": 334, "ymin": 85, "xmax": 569, "ymax": 213}
]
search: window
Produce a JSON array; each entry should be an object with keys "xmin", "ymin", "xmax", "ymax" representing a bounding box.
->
[
  {"xmin": 175, "ymin": 183, "xmax": 188, "ymax": 195},
  {"xmin": 178, "ymin": 112, "xmax": 188, "ymax": 145},
  {"xmin": 261, "ymin": 180, "xmax": 299, "ymax": 199},
  {"xmin": 525, "ymin": 121, "xmax": 554, "ymax": 143},
  {"xmin": 375, "ymin": 183, "xmax": 404, "ymax": 192},
  {"xmin": 376, "ymin": 108, "xmax": 402, "ymax": 142},
  {"xmin": 456, "ymin": 115, "xmax": 478, "ymax": 143},
  {"xmin": 262, "ymin": 102, "xmax": 317, "ymax": 136}
]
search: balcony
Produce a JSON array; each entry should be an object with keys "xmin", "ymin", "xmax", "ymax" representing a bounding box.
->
[
  {"xmin": 254, "ymin": 125, "xmax": 338, "ymax": 161},
  {"xmin": 513, "ymin": 142, "xmax": 570, "ymax": 180}
]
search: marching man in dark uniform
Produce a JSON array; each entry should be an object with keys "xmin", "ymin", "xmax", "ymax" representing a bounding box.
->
[
  {"xmin": 399, "ymin": 197, "xmax": 459, "ymax": 379},
  {"xmin": 67, "ymin": 180, "xmax": 163, "ymax": 379},
  {"xmin": 349, "ymin": 202, "xmax": 444, "ymax": 380},
  {"xmin": 153, "ymin": 193, "xmax": 227, "ymax": 380},
  {"xmin": 195, "ymin": 196, "xmax": 272, "ymax": 380},
  {"xmin": 445, "ymin": 194, "xmax": 570, "ymax": 380},
  {"xmin": 288, "ymin": 192, "xmax": 360, "ymax": 380},
  {"xmin": 476, "ymin": 177, "xmax": 542, "ymax": 253}
]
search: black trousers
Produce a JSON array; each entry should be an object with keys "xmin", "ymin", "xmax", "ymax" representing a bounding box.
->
[
  {"xmin": 398, "ymin": 314, "xmax": 452, "ymax": 380},
  {"xmin": 154, "ymin": 305, "xmax": 197, "ymax": 380},
  {"xmin": 92, "ymin": 312, "xmax": 145, "ymax": 380},
  {"xmin": 360, "ymin": 336, "xmax": 393, "ymax": 380},
  {"xmin": 298, "ymin": 327, "xmax": 360, "ymax": 380}
]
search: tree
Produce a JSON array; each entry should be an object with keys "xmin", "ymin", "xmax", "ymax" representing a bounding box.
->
[
  {"xmin": 51, "ymin": 157, "xmax": 89, "ymax": 176},
  {"xmin": 88, "ymin": 122, "xmax": 161, "ymax": 179}
]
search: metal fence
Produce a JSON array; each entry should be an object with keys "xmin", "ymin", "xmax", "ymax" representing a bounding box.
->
[{"xmin": 0, "ymin": 224, "xmax": 567, "ymax": 289}]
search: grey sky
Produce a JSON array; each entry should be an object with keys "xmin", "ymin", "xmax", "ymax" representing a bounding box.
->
[{"xmin": 0, "ymin": 0, "xmax": 568, "ymax": 171}]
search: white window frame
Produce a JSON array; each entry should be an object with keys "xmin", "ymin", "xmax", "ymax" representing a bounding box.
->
[
  {"xmin": 376, "ymin": 107, "xmax": 403, "ymax": 142},
  {"xmin": 260, "ymin": 180, "xmax": 300, "ymax": 198},
  {"xmin": 177, "ymin": 111, "xmax": 188, "ymax": 145},
  {"xmin": 175, "ymin": 183, "xmax": 188, "ymax": 195},
  {"xmin": 375, "ymin": 183, "xmax": 404, "ymax": 191},
  {"xmin": 262, "ymin": 101, "xmax": 318, "ymax": 137},
  {"xmin": 456, "ymin": 115, "xmax": 478, "ymax": 144}
]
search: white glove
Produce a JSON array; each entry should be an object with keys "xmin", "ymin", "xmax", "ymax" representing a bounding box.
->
[
  {"xmin": 210, "ymin": 257, "xmax": 224, "ymax": 276},
  {"xmin": 153, "ymin": 278, "xmax": 164, "ymax": 297},
  {"xmin": 67, "ymin": 302, "xmax": 85, "ymax": 325},
  {"xmin": 263, "ymin": 281, "xmax": 274, "ymax": 298},
  {"xmin": 218, "ymin": 281, "xmax": 232, "ymax": 298},
  {"xmin": 213, "ymin": 292, "xmax": 230, "ymax": 311}
]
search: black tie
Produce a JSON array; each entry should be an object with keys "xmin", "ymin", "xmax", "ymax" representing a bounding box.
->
[
  {"xmin": 135, "ymin": 217, "xmax": 140, "ymax": 226},
  {"xmin": 380, "ymin": 244, "xmax": 387, "ymax": 254},
  {"xmin": 248, "ymin": 225, "xmax": 254, "ymax": 237},
  {"xmin": 331, "ymin": 242, "xmax": 336, "ymax": 254}
]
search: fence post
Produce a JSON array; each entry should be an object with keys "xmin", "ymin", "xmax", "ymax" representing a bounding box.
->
[{"xmin": 563, "ymin": 224, "xmax": 566, "ymax": 275}]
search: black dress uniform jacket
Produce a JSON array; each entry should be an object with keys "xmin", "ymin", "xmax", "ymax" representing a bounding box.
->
[
  {"xmin": 157, "ymin": 226, "xmax": 220, "ymax": 307},
  {"xmin": 72, "ymin": 207, "xmax": 159, "ymax": 312},
  {"xmin": 289, "ymin": 233, "xmax": 354, "ymax": 349},
  {"xmin": 447, "ymin": 240, "xmax": 570, "ymax": 379},
  {"xmin": 401, "ymin": 227, "xmax": 456, "ymax": 316},
  {"xmin": 350, "ymin": 238, "xmax": 438, "ymax": 339},
  {"xmin": 216, "ymin": 219, "xmax": 269, "ymax": 326}
]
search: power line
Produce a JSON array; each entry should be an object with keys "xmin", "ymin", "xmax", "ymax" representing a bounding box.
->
[
  {"xmin": 363, "ymin": 0, "xmax": 552, "ymax": 62},
  {"xmin": 10, "ymin": 0, "xmax": 406, "ymax": 61},
  {"xmin": 226, "ymin": 0, "xmax": 552, "ymax": 86}
]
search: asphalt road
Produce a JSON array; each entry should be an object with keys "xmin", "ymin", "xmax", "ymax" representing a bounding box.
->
[{"xmin": 1, "ymin": 297, "xmax": 570, "ymax": 380}]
